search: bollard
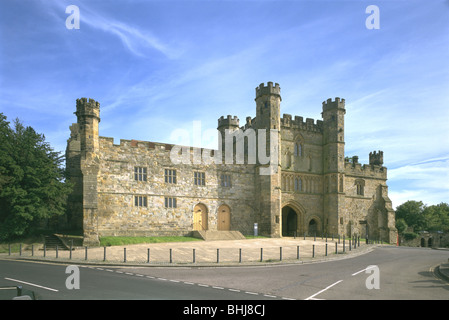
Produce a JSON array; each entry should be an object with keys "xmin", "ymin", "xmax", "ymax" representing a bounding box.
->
[
  {"xmin": 104, "ymin": 246, "xmax": 107, "ymax": 261},
  {"xmin": 335, "ymin": 242, "xmax": 338, "ymax": 254},
  {"xmin": 217, "ymin": 248, "xmax": 219, "ymax": 263},
  {"xmin": 124, "ymin": 247, "xmax": 127, "ymax": 263},
  {"xmin": 239, "ymin": 248, "xmax": 242, "ymax": 263},
  {"xmin": 312, "ymin": 244, "xmax": 315, "ymax": 258},
  {"xmin": 297, "ymin": 246, "xmax": 300, "ymax": 260},
  {"xmin": 147, "ymin": 248, "xmax": 150, "ymax": 263},
  {"xmin": 325, "ymin": 243, "xmax": 328, "ymax": 256},
  {"xmin": 193, "ymin": 249, "xmax": 196, "ymax": 263},
  {"xmin": 343, "ymin": 238, "xmax": 345, "ymax": 252},
  {"xmin": 260, "ymin": 248, "xmax": 263, "ymax": 262},
  {"xmin": 349, "ymin": 238, "xmax": 352, "ymax": 251},
  {"xmin": 85, "ymin": 246, "xmax": 88, "ymax": 260},
  {"xmin": 280, "ymin": 247, "xmax": 282, "ymax": 261},
  {"xmin": 31, "ymin": 244, "xmax": 34, "ymax": 257},
  {"xmin": 170, "ymin": 248, "xmax": 173, "ymax": 264},
  {"xmin": 19, "ymin": 244, "xmax": 22, "ymax": 256}
]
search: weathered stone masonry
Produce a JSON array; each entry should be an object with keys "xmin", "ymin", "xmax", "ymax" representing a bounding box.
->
[{"xmin": 66, "ymin": 82, "xmax": 397, "ymax": 246}]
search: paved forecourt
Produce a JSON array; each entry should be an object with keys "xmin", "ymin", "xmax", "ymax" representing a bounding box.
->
[{"xmin": 2, "ymin": 237, "xmax": 378, "ymax": 266}]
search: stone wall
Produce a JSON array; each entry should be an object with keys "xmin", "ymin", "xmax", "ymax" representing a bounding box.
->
[{"xmin": 96, "ymin": 138, "xmax": 258, "ymax": 237}]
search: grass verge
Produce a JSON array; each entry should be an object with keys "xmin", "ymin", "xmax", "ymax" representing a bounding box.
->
[{"xmin": 99, "ymin": 236, "xmax": 203, "ymax": 246}]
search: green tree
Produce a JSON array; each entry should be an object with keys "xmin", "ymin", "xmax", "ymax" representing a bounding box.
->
[
  {"xmin": 395, "ymin": 218, "xmax": 408, "ymax": 234},
  {"xmin": 0, "ymin": 114, "xmax": 72, "ymax": 240},
  {"xmin": 423, "ymin": 203, "xmax": 449, "ymax": 232},
  {"xmin": 395, "ymin": 200, "xmax": 426, "ymax": 232}
]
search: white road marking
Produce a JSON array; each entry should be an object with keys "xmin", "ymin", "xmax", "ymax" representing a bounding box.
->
[
  {"xmin": 4, "ymin": 277, "xmax": 59, "ymax": 292},
  {"xmin": 305, "ymin": 280, "xmax": 343, "ymax": 300},
  {"xmin": 352, "ymin": 266, "xmax": 376, "ymax": 276}
]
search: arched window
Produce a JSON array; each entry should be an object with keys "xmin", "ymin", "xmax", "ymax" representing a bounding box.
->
[
  {"xmin": 294, "ymin": 142, "xmax": 302, "ymax": 157},
  {"xmin": 355, "ymin": 179, "xmax": 365, "ymax": 196},
  {"xmin": 294, "ymin": 178, "xmax": 302, "ymax": 192}
]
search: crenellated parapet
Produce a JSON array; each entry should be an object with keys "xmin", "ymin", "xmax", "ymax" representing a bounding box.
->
[
  {"xmin": 344, "ymin": 155, "xmax": 387, "ymax": 179},
  {"xmin": 281, "ymin": 114, "xmax": 323, "ymax": 133},
  {"xmin": 322, "ymin": 97, "xmax": 345, "ymax": 112},
  {"xmin": 75, "ymin": 97, "xmax": 100, "ymax": 121},
  {"xmin": 369, "ymin": 150, "xmax": 384, "ymax": 166},
  {"xmin": 255, "ymin": 82, "xmax": 281, "ymax": 100},
  {"xmin": 217, "ymin": 115, "xmax": 240, "ymax": 129}
]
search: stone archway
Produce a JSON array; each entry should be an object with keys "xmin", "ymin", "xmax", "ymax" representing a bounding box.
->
[
  {"xmin": 309, "ymin": 219, "xmax": 318, "ymax": 236},
  {"xmin": 282, "ymin": 205, "xmax": 298, "ymax": 237}
]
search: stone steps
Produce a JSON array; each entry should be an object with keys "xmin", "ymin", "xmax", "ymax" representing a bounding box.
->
[
  {"xmin": 192, "ymin": 230, "xmax": 246, "ymax": 241},
  {"xmin": 43, "ymin": 234, "xmax": 70, "ymax": 250}
]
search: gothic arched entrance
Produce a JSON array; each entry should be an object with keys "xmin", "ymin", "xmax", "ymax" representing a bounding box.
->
[
  {"xmin": 282, "ymin": 205, "xmax": 298, "ymax": 237},
  {"xmin": 308, "ymin": 219, "xmax": 318, "ymax": 236}
]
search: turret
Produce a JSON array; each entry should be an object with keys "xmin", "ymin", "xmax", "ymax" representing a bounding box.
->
[
  {"xmin": 369, "ymin": 150, "xmax": 384, "ymax": 166},
  {"xmin": 255, "ymin": 82, "xmax": 281, "ymax": 130},
  {"xmin": 254, "ymin": 82, "xmax": 282, "ymax": 238},
  {"xmin": 75, "ymin": 98, "xmax": 100, "ymax": 154},
  {"xmin": 321, "ymin": 97, "xmax": 346, "ymax": 237},
  {"xmin": 73, "ymin": 97, "xmax": 101, "ymax": 246}
]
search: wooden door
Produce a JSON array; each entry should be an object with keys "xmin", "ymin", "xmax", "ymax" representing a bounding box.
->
[
  {"xmin": 217, "ymin": 205, "xmax": 231, "ymax": 231},
  {"xmin": 193, "ymin": 204, "xmax": 208, "ymax": 231}
]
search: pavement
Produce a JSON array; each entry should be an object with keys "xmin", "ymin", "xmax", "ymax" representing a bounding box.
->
[
  {"xmin": 435, "ymin": 259, "xmax": 449, "ymax": 282},
  {"xmin": 1, "ymin": 237, "xmax": 381, "ymax": 267}
]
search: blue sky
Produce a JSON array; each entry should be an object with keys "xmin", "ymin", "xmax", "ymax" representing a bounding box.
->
[{"xmin": 0, "ymin": 0, "xmax": 448, "ymax": 209}]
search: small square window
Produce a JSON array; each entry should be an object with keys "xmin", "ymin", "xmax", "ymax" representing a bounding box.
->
[
  {"xmin": 134, "ymin": 196, "xmax": 147, "ymax": 207},
  {"xmin": 220, "ymin": 174, "xmax": 231, "ymax": 187},
  {"xmin": 164, "ymin": 197, "xmax": 177, "ymax": 208},
  {"xmin": 134, "ymin": 167, "xmax": 147, "ymax": 182},
  {"xmin": 194, "ymin": 171, "xmax": 205, "ymax": 186},
  {"xmin": 165, "ymin": 169, "xmax": 177, "ymax": 184}
]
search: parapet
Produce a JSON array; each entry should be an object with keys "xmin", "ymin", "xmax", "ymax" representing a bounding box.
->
[
  {"xmin": 322, "ymin": 97, "xmax": 345, "ymax": 112},
  {"xmin": 369, "ymin": 150, "xmax": 384, "ymax": 166},
  {"xmin": 218, "ymin": 115, "xmax": 240, "ymax": 129},
  {"xmin": 345, "ymin": 153, "xmax": 387, "ymax": 179},
  {"xmin": 281, "ymin": 113, "xmax": 323, "ymax": 133},
  {"xmin": 255, "ymin": 82, "xmax": 281, "ymax": 100},
  {"xmin": 75, "ymin": 97, "xmax": 100, "ymax": 119}
]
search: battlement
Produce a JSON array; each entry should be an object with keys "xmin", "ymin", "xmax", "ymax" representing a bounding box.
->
[
  {"xmin": 75, "ymin": 98, "xmax": 100, "ymax": 119},
  {"xmin": 369, "ymin": 150, "xmax": 384, "ymax": 166},
  {"xmin": 344, "ymin": 154, "xmax": 387, "ymax": 179},
  {"xmin": 218, "ymin": 115, "xmax": 240, "ymax": 128},
  {"xmin": 255, "ymin": 82, "xmax": 281, "ymax": 99},
  {"xmin": 281, "ymin": 114, "xmax": 323, "ymax": 133},
  {"xmin": 322, "ymin": 97, "xmax": 345, "ymax": 112}
]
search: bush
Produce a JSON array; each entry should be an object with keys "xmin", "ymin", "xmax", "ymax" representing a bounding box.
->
[{"xmin": 403, "ymin": 232, "xmax": 419, "ymax": 241}]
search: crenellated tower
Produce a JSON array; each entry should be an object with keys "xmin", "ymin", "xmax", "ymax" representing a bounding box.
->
[
  {"xmin": 322, "ymin": 97, "xmax": 346, "ymax": 236},
  {"xmin": 73, "ymin": 98, "xmax": 101, "ymax": 246},
  {"xmin": 254, "ymin": 82, "xmax": 282, "ymax": 237}
]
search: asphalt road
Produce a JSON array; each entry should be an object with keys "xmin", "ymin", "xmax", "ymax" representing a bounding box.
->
[{"xmin": 0, "ymin": 246, "xmax": 448, "ymax": 300}]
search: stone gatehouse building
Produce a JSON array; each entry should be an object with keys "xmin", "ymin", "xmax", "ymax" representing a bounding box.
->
[{"xmin": 66, "ymin": 82, "xmax": 397, "ymax": 245}]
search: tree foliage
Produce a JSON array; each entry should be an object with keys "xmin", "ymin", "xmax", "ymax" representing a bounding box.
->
[
  {"xmin": 395, "ymin": 200, "xmax": 449, "ymax": 233},
  {"xmin": 0, "ymin": 113, "xmax": 72, "ymax": 240}
]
